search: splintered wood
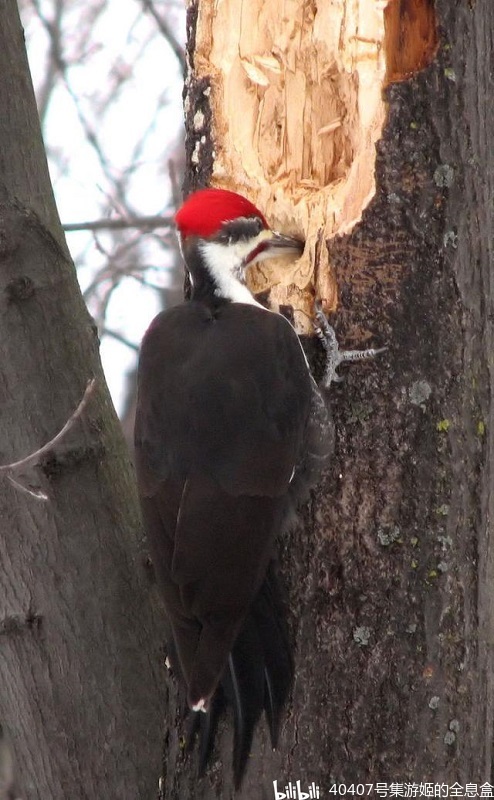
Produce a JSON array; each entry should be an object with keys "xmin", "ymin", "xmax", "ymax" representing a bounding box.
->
[{"xmin": 190, "ymin": 0, "xmax": 437, "ymax": 331}]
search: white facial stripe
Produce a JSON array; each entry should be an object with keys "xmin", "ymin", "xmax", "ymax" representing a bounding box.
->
[{"xmin": 199, "ymin": 236, "xmax": 268, "ymax": 306}]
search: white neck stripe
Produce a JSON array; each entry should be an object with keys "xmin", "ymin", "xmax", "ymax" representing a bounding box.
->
[{"xmin": 198, "ymin": 240, "xmax": 263, "ymax": 306}]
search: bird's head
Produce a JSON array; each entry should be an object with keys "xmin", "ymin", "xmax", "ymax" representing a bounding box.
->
[{"xmin": 174, "ymin": 188, "xmax": 304, "ymax": 303}]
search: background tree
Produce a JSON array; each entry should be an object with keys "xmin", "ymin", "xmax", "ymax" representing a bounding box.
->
[
  {"xmin": 157, "ymin": 0, "xmax": 494, "ymax": 796},
  {"xmin": 0, "ymin": 2, "xmax": 170, "ymax": 797}
]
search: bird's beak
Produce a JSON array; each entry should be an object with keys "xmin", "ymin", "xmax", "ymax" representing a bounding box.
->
[
  {"xmin": 245, "ymin": 229, "xmax": 304, "ymax": 265},
  {"xmin": 264, "ymin": 230, "xmax": 305, "ymax": 257}
]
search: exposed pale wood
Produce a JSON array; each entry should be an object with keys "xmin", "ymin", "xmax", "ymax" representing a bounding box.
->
[{"xmin": 189, "ymin": 0, "xmax": 436, "ymax": 331}]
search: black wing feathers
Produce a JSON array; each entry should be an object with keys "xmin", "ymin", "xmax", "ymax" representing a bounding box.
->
[
  {"xmin": 135, "ymin": 300, "xmax": 312, "ymax": 783},
  {"xmin": 135, "ymin": 302, "xmax": 312, "ymax": 497}
]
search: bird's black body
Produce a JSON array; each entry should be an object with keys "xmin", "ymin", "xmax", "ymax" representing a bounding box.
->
[
  {"xmin": 134, "ymin": 188, "xmax": 332, "ymax": 786},
  {"xmin": 135, "ymin": 300, "xmax": 312, "ymax": 699},
  {"xmin": 136, "ymin": 301, "xmax": 312, "ymax": 495}
]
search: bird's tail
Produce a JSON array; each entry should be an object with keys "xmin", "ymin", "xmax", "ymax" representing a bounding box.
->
[{"xmin": 188, "ymin": 561, "xmax": 293, "ymax": 788}]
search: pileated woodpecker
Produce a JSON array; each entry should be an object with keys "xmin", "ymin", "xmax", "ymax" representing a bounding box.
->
[{"xmin": 134, "ymin": 188, "xmax": 375, "ymax": 784}]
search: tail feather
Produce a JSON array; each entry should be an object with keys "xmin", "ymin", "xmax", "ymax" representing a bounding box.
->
[
  {"xmin": 226, "ymin": 561, "xmax": 293, "ymax": 786},
  {"xmin": 223, "ymin": 616, "xmax": 266, "ymax": 787},
  {"xmin": 186, "ymin": 561, "xmax": 292, "ymax": 786},
  {"xmin": 251, "ymin": 571, "xmax": 293, "ymax": 747},
  {"xmin": 198, "ymin": 699, "xmax": 220, "ymax": 777},
  {"xmin": 186, "ymin": 694, "xmax": 222, "ymax": 777}
]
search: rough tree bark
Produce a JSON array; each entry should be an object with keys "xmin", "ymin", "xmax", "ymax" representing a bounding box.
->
[
  {"xmin": 159, "ymin": 0, "xmax": 494, "ymax": 797},
  {"xmin": 0, "ymin": 3, "xmax": 167, "ymax": 798}
]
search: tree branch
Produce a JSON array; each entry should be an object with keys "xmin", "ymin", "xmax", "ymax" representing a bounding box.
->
[
  {"xmin": 103, "ymin": 329, "xmax": 140, "ymax": 352},
  {"xmin": 63, "ymin": 215, "xmax": 173, "ymax": 233},
  {"xmin": 0, "ymin": 378, "xmax": 96, "ymax": 476},
  {"xmin": 140, "ymin": 0, "xmax": 186, "ymax": 75}
]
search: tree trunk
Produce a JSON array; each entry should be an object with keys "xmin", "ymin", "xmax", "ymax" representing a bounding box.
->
[
  {"xmin": 159, "ymin": 0, "xmax": 494, "ymax": 796},
  {"xmin": 0, "ymin": 3, "xmax": 167, "ymax": 798}
]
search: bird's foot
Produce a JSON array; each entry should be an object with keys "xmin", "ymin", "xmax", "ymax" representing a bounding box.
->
[{"xmin": 314, "ymin": 303, "xmax": 387, "ymax": 389}]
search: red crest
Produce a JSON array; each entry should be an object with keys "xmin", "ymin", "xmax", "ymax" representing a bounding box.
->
[{"xmin": 175, "ymin": 188, "xmax": 267, "ymax": 238}]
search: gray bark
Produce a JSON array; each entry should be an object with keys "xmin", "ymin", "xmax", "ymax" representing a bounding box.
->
[{"xmin": 0, "ymin": 3, "xmax": 167, "ymax": 797}]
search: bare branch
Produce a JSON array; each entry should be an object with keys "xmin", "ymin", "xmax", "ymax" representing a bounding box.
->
[
  {"xmin": 0, "ymin": 379, "xmax": 96, "ymax": 475},
  {"xmin": 7, "ymin": 475, "xmax": 49, "ymax": 501},
  {"xmin": 103, "ymin": 329, "xmax": 140, "ymax": 352},
  {"xmin": 168, "ymin": 158, "xmax": 182, "ymax": 212},
  {"xmin": 140, "ymin": 0, "xmax": 186, "ymax": 75},
  {"xmin": 63, "ymin": 215, "xmax": 173, "ymax": 233}
]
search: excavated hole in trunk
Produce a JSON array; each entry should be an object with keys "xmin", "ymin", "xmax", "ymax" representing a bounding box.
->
[{"xmin": 192, "ymin": 0, "xmax": 438, "ymax": 331}]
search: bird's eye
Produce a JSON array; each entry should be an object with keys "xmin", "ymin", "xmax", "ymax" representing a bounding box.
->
[
  {"xmin": 217, "ymin": 225, "xmax": 241, "ymax": 244},
  {"xmin": 216, "ymin": 217, "xmax": 264, "ymax": 244},
  {"xmin": 216, "ymin": 230, "xmax": 232, "ymax": 244},
  {"xmin": 252, "ymin": 216, "xmax": 264, "ymax": 234}
]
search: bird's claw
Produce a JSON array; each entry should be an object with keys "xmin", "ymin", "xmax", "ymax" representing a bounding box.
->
[{"xmin": 313, "ymin": 302, "xmax": 386, "ymax": 389}]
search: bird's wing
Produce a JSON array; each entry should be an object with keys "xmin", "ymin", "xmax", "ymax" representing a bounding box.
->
[
  {"xmin": 134, "ymin": 301, "xmax": 311, "ymax": 705},
  {"xmin": 134, "ymin": 301, "xmax": 313, "ymax": 498}
]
